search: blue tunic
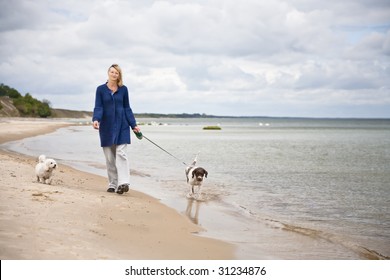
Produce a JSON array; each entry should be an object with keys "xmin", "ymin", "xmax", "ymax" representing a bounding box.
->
[{"xmin": 92, "ymin": 83, "xmax": 137, "ymax": 147}]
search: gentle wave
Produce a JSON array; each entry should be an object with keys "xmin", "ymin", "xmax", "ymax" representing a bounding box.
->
[{"xmin": 235, "ymin": 203, "xmax": 389, "ymax": 260}]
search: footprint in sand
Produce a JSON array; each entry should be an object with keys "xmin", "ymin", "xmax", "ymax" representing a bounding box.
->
[{"xmin": 31, "ymin": 191, "xmax": 62, "ymax": 202}]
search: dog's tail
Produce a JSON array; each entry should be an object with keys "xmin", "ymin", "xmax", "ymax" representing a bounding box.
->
[
  {"xmin": 191, "ymin": 152, "xmax": 199, "ymax": 166},
  {"xmin": 38, "ymin": 155, "xmax": 46, "ymax": 163}
]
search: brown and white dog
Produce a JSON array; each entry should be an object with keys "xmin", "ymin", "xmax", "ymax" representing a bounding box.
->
[{"xmin": 185, "ymin": 156, "xmax": 208, "ymax": 200}]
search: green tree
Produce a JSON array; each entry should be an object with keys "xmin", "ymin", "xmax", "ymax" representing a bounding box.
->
[
  {"xmin": 1, "ymin": 83, "xmax": 52, "ymax": 117},
  {"xmin": 0, "ymin": 83, "xmax": 22, "ymax": 99},
  {"xmin": 37, "ymin": 101, "xmax": 51, "ymax": 118}
]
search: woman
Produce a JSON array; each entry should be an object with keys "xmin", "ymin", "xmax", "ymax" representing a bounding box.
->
[{"xmin": 92, "ymin": 64, "xmax": 141, "ymax": 194}]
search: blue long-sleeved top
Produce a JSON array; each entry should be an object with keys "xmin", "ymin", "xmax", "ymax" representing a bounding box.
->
[{"xmin": 92, "ymin": 83, "xmax": 137, "ymax": 147}]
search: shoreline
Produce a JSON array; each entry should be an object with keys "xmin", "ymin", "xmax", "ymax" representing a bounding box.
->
[{"xmin": 0, "ymin": 118, "xmax": 235, "ymax": 259}]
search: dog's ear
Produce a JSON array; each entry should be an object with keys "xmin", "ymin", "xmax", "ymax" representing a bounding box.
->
[
  {"xmin": 192, "ymin": 169, "xmax": 196, "ymax": 178},
  {"xmin": 204, "ymin": 170, "xmax": 208, "ymax": 178}
]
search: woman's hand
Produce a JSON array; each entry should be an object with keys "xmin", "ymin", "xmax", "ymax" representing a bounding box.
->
[
  {"xmin": 132, "ymin": 126, "xmax": 142, "ymax": 139},
  {"xmin": 132, "ymin": 126, "xmax": 141, "ymax": 133},
  {"xmin": 93, "ymin": 121, "xmax": 100, "ymax": 130}
]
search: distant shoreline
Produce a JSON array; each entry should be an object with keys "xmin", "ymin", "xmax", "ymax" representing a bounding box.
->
[
  {"xmin": 2, "ymin": 110, "xmax": 390, "ymax": 121},
  {"xmin": 132, "ymin": 113, "xmax": 390, "ymax": 120}
]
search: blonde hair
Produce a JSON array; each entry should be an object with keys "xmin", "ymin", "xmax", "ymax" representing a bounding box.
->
[{"xmin": 108, "ymin": 64, "xmax": 123, "ymax": 87}]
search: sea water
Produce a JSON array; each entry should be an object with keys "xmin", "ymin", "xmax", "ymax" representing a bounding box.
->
[{"xmin": 3, "ymin": 117, "xmax": 390, "ymax": 259}]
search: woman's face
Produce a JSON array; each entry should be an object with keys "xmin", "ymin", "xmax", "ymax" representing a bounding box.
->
[{"xmin": 108, "ymin": 67, "xmax": 120, "ymax": 83}]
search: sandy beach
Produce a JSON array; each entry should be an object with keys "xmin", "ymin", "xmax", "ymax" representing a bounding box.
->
[{"xmin": 0, "ymin": 118, "xmax": 234, "ymax": 259}]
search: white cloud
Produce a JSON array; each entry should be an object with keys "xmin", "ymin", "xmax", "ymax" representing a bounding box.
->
[{"xmin": 0, "ymin": 0, "xmax": 389, "ymax": 117}]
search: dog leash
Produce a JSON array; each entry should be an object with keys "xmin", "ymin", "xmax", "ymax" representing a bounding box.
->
[{"xmin": 134, "ymin": 131, "xmax": 188, "ymax": 166}]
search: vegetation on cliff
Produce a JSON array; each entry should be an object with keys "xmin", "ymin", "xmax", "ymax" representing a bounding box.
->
[{"xmin": 0, "ymin": 83, "xmax": 51, "ymax": 117}]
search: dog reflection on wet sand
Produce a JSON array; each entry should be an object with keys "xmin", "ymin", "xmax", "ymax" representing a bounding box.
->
[{"xmin": 185, "ymin": 199, "xmax": 201, "ymax": 225}]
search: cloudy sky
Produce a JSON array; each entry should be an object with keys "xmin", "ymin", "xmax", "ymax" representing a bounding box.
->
[{"xmin": 0, "ymin": 0, "xmax": 389, "ymax": 117}]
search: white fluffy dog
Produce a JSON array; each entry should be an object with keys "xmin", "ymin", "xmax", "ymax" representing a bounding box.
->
[{"xmin": 35, "ymin": 155, "xmax": 57, "ymax": 184}]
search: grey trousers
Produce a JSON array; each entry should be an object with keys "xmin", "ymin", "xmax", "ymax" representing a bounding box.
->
[{"xmin": 102, "ymin": 144, "xmax": 129, "ymax": 190}]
